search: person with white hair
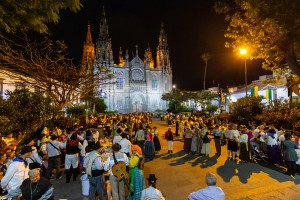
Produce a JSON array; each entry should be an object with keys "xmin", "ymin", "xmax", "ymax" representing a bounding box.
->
[
  {"xmin": 188, "ymin": 172, "xmax": 225, "ymax": 200},
  {"xmin": 20, "ymin": 168, "xmax": 54, "ymax": 200}
]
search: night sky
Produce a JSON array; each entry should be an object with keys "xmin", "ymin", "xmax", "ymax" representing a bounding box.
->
[{"xmin": 50, "ymin": 0, "xmax": 270, "ymax": 91}]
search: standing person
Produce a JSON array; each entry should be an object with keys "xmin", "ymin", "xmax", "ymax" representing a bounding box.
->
[
  {"xmin": 104, "ymin": 143, "xmax": 129, "ymax": 200},
  {"xmin": 282, "ymin": 133, "xmax": 298, "ymax": 179},
  {"xmin": 1, "ymin": 146, "xmax": 33, "ymax": 200},
  {"xmin": 266, "ymin": 128, "xmax": 282, "ymax": 165},
  {"xmin": 153, "ymin": 127, "xmax": 161, "ymax": 154},
  {"xmin": 224, "ymin": 124, "xmax": 238, "ymax": 161},
  {"xmin": 113, "ymin": 128, "xmax": 122, "ymax": 144},
  {"xmin": 20, "ymin": 168, "xmax": 54, "ymax": 200},
  {"xmin": 65, "ymin": 133, "xmax": 82, "ymax": 183},
  {"xmin": 201, "ymin": 132, "xmax": 211, "ymax": 157},
  {"xmin": 188, "ymin": 172, "xmax": 225, "ymax": 200},
  {"xmin": 135, "ymin": 126, "xmax": 146, "ymax": 154},
  {"xmin": 144, "ymin": 128, "xmax": 155, "ymax": 160},
  {"xmin": 175, "ymin": 120, "xmax": 179, "ymax": 136},
  {"xmin": 128, "ymin": 155, "xmax": 145, "ymax": 200},
  {"xmin": 119, "ymin": 133, "xmax": 132, "ymax": 158},
  {"xmin": 213, "ymin": 125, "xmax": 222, "ymax": 155},
  {"xmin": 178, "ymin": 120, "xmax": 184, "ymax": 138},
  {"xmin": 85, "ymin": 141, "xmax": 106, "ymax": 200},
  {"xmin": 183, "ymin": 125, "xmax": 192, "ymax": 153},
  {"xmin": 165, "ymin": 128, "xmax": 174, "ymax": 154},
  {"xmin": 141, "ymin": 174, "xmax": 165, "ymax": 200},
  {"xmin": 239, "ymin": 128, "xmax": 250, "ymax": 163},
  {"xmin": 46, "ymin": 135, "xmax": 65, "ymax": 180},
  {"xmin": 191, "ymin": 124, "xmax": 201, "ymax": 155},
  {"xmin": 23, "ymin": 138, "xmax": 43, "ymax": 170}
]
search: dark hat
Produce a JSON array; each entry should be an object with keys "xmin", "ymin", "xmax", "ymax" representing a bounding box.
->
[
  {"xmin": 23, "ymin": 138, "xmax": 33, "ymax": 145},
  {"xmin": 112, "ymin": 143, "xmax": 121, "ymax": 152},
  {"xmin": 269, "ymin": 129, "xmax": 276, "ymax": 134},
  {"xmin": 147, "ymin": 174, "xmax": 158, "ymax": 181},
  {"xmin": 50, "ymin": 135, "xmax": 58, "ymax": 140},
  {"xmin": 20, "ymin": 146, "xmax": 34, "ymax": 155},
  {"xmin": 93, "ymin": 141, "xmax": 102, "ymax": 150}
]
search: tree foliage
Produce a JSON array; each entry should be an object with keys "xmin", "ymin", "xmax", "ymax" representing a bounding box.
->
[
  {"xmin": 0, "ymin": 34, "xmax": 114, "ymax": 110},
  {"xmin": 0, "ymin": 89, "xmax": 59, "ymax": 137},
  {"xmin": 0, "ymin": 0, "xmax": 82, "ymax": 33},
  {"xmin": 162, "ymin": 90, "xmax": 217, "ymax": 105},
  {"xmin": 229, "ymin": 96, "xmax": 264, "ymax": 125},
  {"xmin": 162, "ymin": 90, "xmax": 217, "ymax": 112},
  {"xmin": 215, "ymin": 0, "xmax": 300, "ymax": 76},
  {"xmin": 81, "ymin": 94, "xmax": 108, "ymax": 114},
  {"xmin": 255, "ymin": 100, "xmax": 300, "ymax": 129}
]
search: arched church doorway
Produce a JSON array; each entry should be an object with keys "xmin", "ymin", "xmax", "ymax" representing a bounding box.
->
[{"xmin": 131, "ymin": 94, "xmax": 146, "ymax": 113}]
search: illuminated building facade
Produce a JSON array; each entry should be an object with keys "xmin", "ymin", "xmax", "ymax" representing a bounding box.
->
[{"xmin": 82, "ymin": 8, "xmax": 172, "ymax": 113}]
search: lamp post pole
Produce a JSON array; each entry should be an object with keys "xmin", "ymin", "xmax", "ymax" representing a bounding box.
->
[
  {"xmin": 244, "ymin": 58, "xmax": 247, "ymax": 97},
  {"xmin": 239, "ymin": 48, "xmax": 247, "ymax": 97}
]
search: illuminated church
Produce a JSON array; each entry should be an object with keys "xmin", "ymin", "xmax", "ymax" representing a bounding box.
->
[{"xmin": 82, "ymin": 9, "xmax": 173, "ymax": 113}]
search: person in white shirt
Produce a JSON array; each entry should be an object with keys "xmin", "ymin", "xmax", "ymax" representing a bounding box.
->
[
  {"xmin": 46, "ymin": 135, "xmax": 66, "ymax": 180},
  {"xmin": 104, "ymin": 143, "xmax": 129, "ymax": 200},
  {"xmin": 23, "ymin": 138, "xmax": 43, "ymax": 171},
  {"xmin": 119, "ymin": 133, "xmax": 132, "ymax": 158},
  {"xmin": 141, "ymin": 174, "xmax": 165, "ymax": 200},
  {"xmin": 84, "ymin": 141, "xmax": 106, "ymax": 200},
  {"xmin": 224, "ymin": 124, "xmax": 237, "ymax": 161},
  {"xmin": 239, "ymin": 128, "xmax": 249, "ymax": 163},
  {"xmin": 1, "ymin": 146, "xmax": 33, "ymax": 200},
  {"xmin": 188, "ymin": 172, "xmax": 225, "ymax": 200},
  {"xmin": 113, "ymin": 128, "xmax": 122, "ymax": 144}
]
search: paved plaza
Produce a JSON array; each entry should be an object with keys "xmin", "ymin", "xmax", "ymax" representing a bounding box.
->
[{"xmin": 53, "ymin": 119, "xmax": 300, "ymax": 200}]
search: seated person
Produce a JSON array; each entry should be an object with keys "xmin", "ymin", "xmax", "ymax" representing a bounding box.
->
[
  {"xmin": 20, "ymin": 168, "xmax": 54, "ymax": 200},
  {"xmin": 188, "ymin": 172, "xmax": 225, "ymax": 200}
]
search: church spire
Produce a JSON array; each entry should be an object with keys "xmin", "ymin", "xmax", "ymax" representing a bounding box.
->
[
  {"xmin": 159, "ymin": 22, "xmax": 168, "ymax": 48},
  {"xmin": 95, "ymin": 6, "xmax": 114, "ymax": 67},
  {"xmin": 135, "ymin": 45, "xmax": 139, "ymax": 56},
  {"xmin": 99, "ymin": 6, "xmax": 109, "ymax": 40},
  {"xmin": 82, "ymin": 22, "xmax": 95, "ymax": 75},
  {"xmin": 144, "ymin": 43, "xmax": 154, "ymax": 69},
  {"xmin": 156, "ymin": 22, "xmax": 171, "ymax": 72},
  {"xmin": 85, "ymin": 21, "xmax": 93, "ymax": 45}
]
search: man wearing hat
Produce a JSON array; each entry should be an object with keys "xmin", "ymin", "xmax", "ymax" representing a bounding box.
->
[
  {"xmin": 141, "ymin": 174, "xmax": 165, "ymax": 200},
  {"xmin": 84, "ymin": 141, "xmax": 106, "ymax": 200},
  {"xmin": 1, "ymin": 146, "xmax": 33, "ymax": 200},
  {"xmin": 23, "ymin": 138, "xmax": 43, "ymax": 170}
]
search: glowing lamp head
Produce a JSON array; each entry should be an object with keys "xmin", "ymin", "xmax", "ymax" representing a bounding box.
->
[{"xmin": 239, "ymin": 48, "xmax": 247, "ymax": 55}]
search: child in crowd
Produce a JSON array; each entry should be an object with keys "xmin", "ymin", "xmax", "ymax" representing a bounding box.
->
[{"xmin": 201, "ymin": 132, "xmax": 211, "ymax": 157}]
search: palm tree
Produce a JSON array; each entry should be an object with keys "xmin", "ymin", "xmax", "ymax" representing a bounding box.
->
[{"xmin": 202, "ymin": 53, "xmax": 212, "ymax": 90}]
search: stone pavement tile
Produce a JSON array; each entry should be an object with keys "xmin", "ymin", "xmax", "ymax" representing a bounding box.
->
[{"xmin": 249, "ymin": 190, "xmax": 288, "ymax": 200}]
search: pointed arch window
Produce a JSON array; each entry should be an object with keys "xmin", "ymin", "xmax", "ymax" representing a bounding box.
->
[
  {"xmin": 116, "ymin": 71, "xmax": 124, "ymax": 90},
  {"xmin": 152, "ymin": 80, "xmax": 158, "ymax": 90}
]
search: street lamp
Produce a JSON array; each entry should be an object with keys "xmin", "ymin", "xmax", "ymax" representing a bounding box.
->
[
  {"xmin": 239, "ymin": 48, "xmax": 247, "ymax": 97},
  {"xmin": 172, "ymin": 84, "xmax": 176, "ymax": 90}
]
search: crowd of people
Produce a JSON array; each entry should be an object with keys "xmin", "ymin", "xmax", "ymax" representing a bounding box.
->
[
  {"xmin": 0, "ymin": 113, "xmax": 168, "ymax": 200},
  {"xmin": 1, "ymin": 111, "xmax": 299, "ymax": 199},
  {"xmin": 172, "ymin": 113, "xmax": 300, "ymax": 179}
]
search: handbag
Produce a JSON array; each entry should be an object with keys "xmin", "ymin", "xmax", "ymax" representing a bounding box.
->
[{"xmin": 28, "ymin": 157, "xmax": 42, "ymax": 170}]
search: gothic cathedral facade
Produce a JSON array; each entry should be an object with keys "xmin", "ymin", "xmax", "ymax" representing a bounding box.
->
[{"xmin": 82, "ymin": 9, "xmax": 172, "ymax": 113}]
